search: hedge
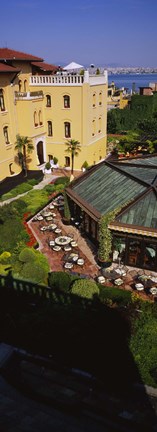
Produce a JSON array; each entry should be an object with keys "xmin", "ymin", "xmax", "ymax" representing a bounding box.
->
[
  {"xmin": 71, "ymin": 279, "xmax": 99, "ymax": 299},
  {"xmin": 54, "ymin": 176, "xmax": 70, "ymax": 186},
  {"xmin": 99, "ymin": 285, "xmax": 132, "ymax": 306},
  {"xmin": 48, "ymin": 271, "xmax": 71, "ymax": 292}
]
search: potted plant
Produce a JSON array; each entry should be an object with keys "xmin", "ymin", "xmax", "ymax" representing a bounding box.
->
[
  {"xmin": 45, "ymin": 162, "xmax": 52, "ymax": 173},
  {"xmin": 53, "ymin": 156, "xmax": 58, "ymax": 166},
  {"xmin": 81, "ymin": 161, "xmax": 89, "ymax": 172},
  {"xmin": 62, "ymin": 191, "xmax": 71, "ymax": 225}
]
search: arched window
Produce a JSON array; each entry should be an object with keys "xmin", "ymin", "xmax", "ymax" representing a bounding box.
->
[
  {"xmin": 63, "ymin": 95, "xmax": 70, "ymax": 108},
  {"xmin": 0, "ymin": 89, "xmax": 5, "ymax": 111},
  {"xmin": 92, "ymin": 119, "xmax": 96, "ymax": 136},
  {"xmin": 24, "ymin": 79, "xmax": 27, "ymax": 92},
  {"xmin": 3, "ymin": 126, "xmax": 9, "ymax": 144},
  {"xmin": 34, "ymin": 111, "xmax": 38, "ymax": 127},
  {"xmin": 99, "ymin": 92, "xmax": 102, "ymax": 105},
  {"xmin": 18, "ymin": 80, "xmax": 22, "ymax": 92},
  {"xmin": 64, "ymin": 122, "xmax": 71, "ymax": 138},
  {"xmin": 98, "ymin": 117, "xmax": 102, "ymax": 133},
  {"xmin": 46, "ymin": 95, "xmax": 51, "ymax": 107},
  {"xmin": 92, "ymin": 93, "xmax": 96, "ymax": 107},
  {"xmin": 65, "ymin": 156, "xmax": 70, "ymax": 167},
  {"xmin": 48, "ymin": 121, "xmax": 53, "ymax": 136},
  {"xmin": 39, "ymin": 110, "xmax": 43, "ymax": 125}
]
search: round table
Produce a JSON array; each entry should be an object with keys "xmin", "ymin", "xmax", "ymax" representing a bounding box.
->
[{"xmin": 55, "ymin": 236, "xmax": 71, "ymax": 246}]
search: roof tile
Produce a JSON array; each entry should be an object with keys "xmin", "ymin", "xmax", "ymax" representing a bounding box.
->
[{"xmin": 0, "ymin": 48, "xmax": 43, "ymax": 62}]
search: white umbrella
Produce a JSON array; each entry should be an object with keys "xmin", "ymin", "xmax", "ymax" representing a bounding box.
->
[{"xmin": 63, "ymin": 61, "xmax": 83, "ymax": 71}]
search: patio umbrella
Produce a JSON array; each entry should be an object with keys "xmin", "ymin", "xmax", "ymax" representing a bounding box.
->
[{"xmin": 63, "ymin": 62, "xmax": 84, "ymax": 71}]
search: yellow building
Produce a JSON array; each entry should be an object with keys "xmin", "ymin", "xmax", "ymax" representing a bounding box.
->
[{"xmin": 0, "ymin": 48, "xmax": 108, "ymax": 181}]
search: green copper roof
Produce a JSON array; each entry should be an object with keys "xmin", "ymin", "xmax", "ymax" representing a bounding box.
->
[
  {"xmin": 72, "ymin": 163, "xmax": 147, "ymax": 215},
  {"xmin": 124, "ymin": 156, "xmax": 157, "ymax": 166},
  {"xmin": 117, "ymin": 190, "xmax": 157, "ymax": 228},
  {"xmin": 115, "ymin": 165, "xmax": 157, "ymax": 185}
]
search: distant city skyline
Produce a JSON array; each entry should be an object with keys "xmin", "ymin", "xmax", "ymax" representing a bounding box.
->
[{"xmin": 1, "ymin": 0, "xmax": 157, "ymax": 68}]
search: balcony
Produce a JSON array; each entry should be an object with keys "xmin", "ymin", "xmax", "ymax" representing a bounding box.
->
[{"xmin": 15, "ymin": 91, "xmax": 43, "ymax": 100}]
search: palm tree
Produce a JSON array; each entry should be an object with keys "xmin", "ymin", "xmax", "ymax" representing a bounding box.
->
[
  {"xmin": 65, "ymin": 139, "xmax": 81, "ymax": 175},
  {"xmin": 15, "ymin": 134, "xmax": 34, "ymax": 177}
]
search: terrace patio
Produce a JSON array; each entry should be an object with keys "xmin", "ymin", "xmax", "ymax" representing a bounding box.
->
[{"xmin": 28, "ymin": 194, "xmax": 157, "ymax": 301}]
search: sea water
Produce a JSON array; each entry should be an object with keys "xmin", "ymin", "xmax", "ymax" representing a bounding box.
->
[{"xmin": 108, "ymin": 73, "xmax": 157, "ymax": 92}]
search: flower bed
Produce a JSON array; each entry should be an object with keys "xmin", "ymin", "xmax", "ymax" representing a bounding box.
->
[{"xmin": 22, "ymin": 212, "xmax": 37, "ymax": 247}]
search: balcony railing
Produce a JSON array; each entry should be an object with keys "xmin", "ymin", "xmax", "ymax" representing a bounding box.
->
[
  {"xmin": 15, "ymin": 90, "xmax": 43, "ymax": 100},
  {"xmin": 29, "ymin": 71, "xmax": 107, "ymax": 87},
  {"xmin": 30, "ymin": 74, "xmax": 84, "ymax": 86}
]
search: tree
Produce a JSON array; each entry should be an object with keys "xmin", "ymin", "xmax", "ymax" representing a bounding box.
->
[
  {"xmin": 65, "ymin": 139, "xmax": 81, "ymax": 175},
  {"xmin": 107, "ymin": 110, "xmax": 121, "ymax": 133},
  {"xmin": 137, "ymin": 119, "xmax": 157, "ymax": 141},
  {"xmin": 15, "ymin": 134, "xmax": 34, "ymax": 177}
]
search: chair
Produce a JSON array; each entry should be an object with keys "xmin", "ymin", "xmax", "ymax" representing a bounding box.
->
[
  {"xmin": 71, "ymin": 241, "xmax": 78, "ymax": 247},
  {"xmin": 64, "ymin": 246, "xmax": 72, "ymax": 252},
  {"xmin": 97, "ymin": 275, "xmax": 105, "ymax": 284}
]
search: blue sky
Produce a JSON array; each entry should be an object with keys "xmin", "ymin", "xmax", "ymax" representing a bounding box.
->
[{"xmin": 1, "ymin": 0, "xmax": 157, "ymax": 67}]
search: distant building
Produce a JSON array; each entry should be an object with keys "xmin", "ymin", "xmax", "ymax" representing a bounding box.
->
[
  {"xmin": 107, "ymin": 82, "xmax": 130, "ymax": 110},
  {"xmin": 0, "ymin": 48, "xmax": 108, "ymax": 181},
  {"xmin": 139, "ymin": 87, "xmax": 153, "ymax": 96},
  {"xmin": 149, "ymin": 82, "xmax": 157, "ymax": 92}
]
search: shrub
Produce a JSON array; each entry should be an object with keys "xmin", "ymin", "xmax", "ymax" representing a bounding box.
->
[
  {"xmin": 54, "ymin": 176, "xmax": 70, "ymax": 186},
  {"xmin": 2, "ymin": 183, "xmax": 33, "ymax": 200},
  {"xmin": 0, "ymin": 219, "xmax": 29, "ymax": 254},
  {"xmin": 71, "ymin": 279, "xmax": 99, "ymax": 299},
  {"xmin": 53, "ymin": 156, "xmax": 58, "ymax": 165},
  {"xmin": 43, "ymin": 184, "xmax": 56, "ymax": 193},
  {"xmin": 10, "ymin": 199, "xmax": 28, "ymax": 217},
  {"xmin": 1, "ymin": 192, "xmax": 14, "ymax": 201},
  {"xmin": 55, "ymin": 184, "xmax": 65, "ymax": 192},
  {"xmin": 0, "ymin": 251, "xmax": 11, "ymax": 263},
  {"xmin": 48, "ymin": 271, "xmax": 71, "ymax": 292},
  {"xmin": 27, "ymin": 178, "xmax": 40, "ymax": 186},
  {"xmin": 45, "ymin": 162, "xmax": 51, "ymax": 170},
  {"xmin": 99, "ymin": 285, "xmax": 132, "ymax": 306},
  {"xmin": 81, "ymin": 161, "xmax": 89, "ymax": 169},
  {"xmin": 17, "ymin": 248, "xmax": 49, "ymax": 284},
  {"xmin": 130, "ymin": 311, "xmax": 157, "ymax": 387},
  {"xmin": 0, "ymin": 263, "xmax": 11, "ymax": 275},
  {"xmin": 23, "ymin": 190, "xmax": 49, "ymax": 213},
  {"xmin": 21, "ymin": 261, "xmax": 48, "ymax": 284},
  {"xmin": 13, "ymin": 183, "xmax": 33, "ymax": 194},
  {"xmin": 19, "ymin": 247, "xmax": 37, "ymax": 263}
]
